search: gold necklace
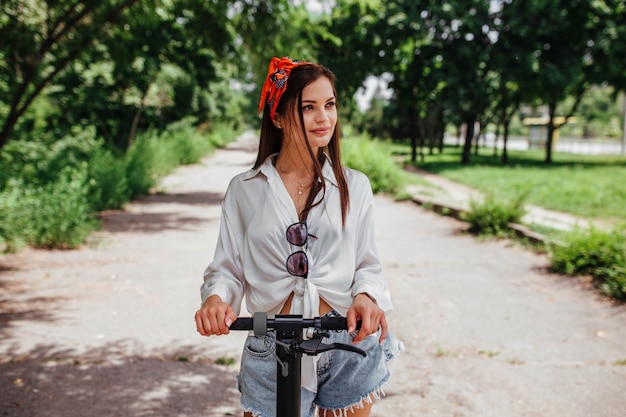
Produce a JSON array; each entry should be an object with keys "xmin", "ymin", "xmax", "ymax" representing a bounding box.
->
[
  {"xmin": 275, "ymin": 162, "xmax": 313, "ymax": 196},
  {"xmin": 289, "ymin": 176, "xmax": 311, "ymax": 195}
]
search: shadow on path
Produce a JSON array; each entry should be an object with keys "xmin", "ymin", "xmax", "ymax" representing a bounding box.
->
[
  {"xmin": 1, "ymin": 342, "xmax": 240, "ymax": 417},
  {"xmin": 100, "ymin": 191, "xmax": 224, "ymax": 234},
  {"xmin": 0, "ymin": 272, "xmax": 68, "ymax": 342}
]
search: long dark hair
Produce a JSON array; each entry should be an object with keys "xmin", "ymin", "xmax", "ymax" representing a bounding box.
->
[{"xmin": 253, "ymin": 63, "xmax": 350, "ymax": 227}]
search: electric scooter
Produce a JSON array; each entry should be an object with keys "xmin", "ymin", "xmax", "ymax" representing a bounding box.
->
[{"xmin": 230, "ymin": 312, "xmax": 366, "ymax": 417}]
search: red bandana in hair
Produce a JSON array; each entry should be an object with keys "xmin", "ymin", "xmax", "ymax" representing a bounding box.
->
[{"xmin": 258, "ymin": 56, "xmax": 311, "ymax": 122}]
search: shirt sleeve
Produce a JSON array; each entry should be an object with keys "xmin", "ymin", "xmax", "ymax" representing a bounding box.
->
[
  {"xmin": 200, "ymin": 202, "xmax": 246, "ymax": 315},
  {"xmin": 350, "ymin": 177, "xmax": 393, "ymax": 315}
]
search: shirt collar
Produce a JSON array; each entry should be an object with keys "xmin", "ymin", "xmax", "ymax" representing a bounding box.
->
[{"xmin": 244, "ymin": 153, "xmax": 339, "ymax": 188}]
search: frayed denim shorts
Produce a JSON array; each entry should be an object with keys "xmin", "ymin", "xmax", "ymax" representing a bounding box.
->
[{"xmin": 236, "ymin": 311, "xmax": 403, "ymax": 417}]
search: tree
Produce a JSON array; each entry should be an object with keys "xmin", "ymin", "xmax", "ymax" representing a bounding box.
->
[
  {"xmin": 62, "ymin": 0, "xmax": 235, "ymax": 149},
  {"xmin": 586, "ymin": 0, "xmax": 626, "ymax": 153},
  {"xmin": 383, "ymin": 1, "xmax": 446, "ymax": 163},
  {"xmin": 0, "ymin": 0, "xmax": 141, "ymax": 149},
  {"xmin": 0, "ymin": 0, "xmax": 321, "ymax": 150},
  {"xmin": 491, "ymin": 0, "xmax": 540, "ymax": 164},
  {"xmin": 516, "ymin": 0, "xmax": 599, "ymax": 163},
  {"xmin": 433, "ymin": 0, "xmax": 499, "ymax": 164},
  {"xmin": 316, "ymin": 0, "xmax": 393, "ymax": 120}
]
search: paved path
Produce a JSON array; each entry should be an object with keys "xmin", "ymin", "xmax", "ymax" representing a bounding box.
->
[{"xmin": 1, "ymin": 131, "xmax": 625, "ymax": 417}]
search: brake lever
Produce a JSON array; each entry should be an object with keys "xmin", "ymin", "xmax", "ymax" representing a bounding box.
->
[{"xmin": 297, "ymin": 339, "xmax": 367, "ymax": 357}]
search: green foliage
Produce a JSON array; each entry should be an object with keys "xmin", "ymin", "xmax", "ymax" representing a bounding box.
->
[
  {"xmin": 576, "ymin": 88, "xmax": 624, "ymax": 138},
  {"xmin": 0, "ymin": 0, "xmax": 144, "ymax": 147},
  {"xmin": 549, "ymin": 227, "xmax": 626, "ymax": 300},
  {"xmin": 462, "ymin": 193, "xmax": 527, "ymax": 237},
  {"xmin": 124, "ymin": 132, "xmax": 158, "ymax": 197},
  {"xmin": 341, "ymin": 135, "xmax": 406, "ymax": 196},
  {"xmin": 0, "ymin": 126, "xmax": 102, "ymax": 190},
  {"xmin": 125, "ymin": 118, "xmax": 233, "ymax": 194},
  {"xmin": 0, "ymin": 166, "xmax": 96, "ymax": 251},
  {"xmin": 87, "ymin": 147, "xmax": 130, "ymax": 211},
  {"xmin": 0, "ymin": 0, "xmax": 304, "ymax": 149},
  {"xmin": 162, "ymin": 117, "xmax": 214, "ymax": 166},
  {"xmin": 206, "ymin": 123, "xmax": 240, "ymax": 148},
  {"xmin": 0, "ymin": 121, "xmax": 239, "ymax": 252}
]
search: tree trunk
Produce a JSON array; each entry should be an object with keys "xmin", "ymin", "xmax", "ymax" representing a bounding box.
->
[
  {"xmin": 417, "ymin": 112, "xmax": 425, "ymax": 163},
  {"xmin": 437, "ymin": 105, "xmax": 445, "ymax": 153},
  {"xmin": 410, "ymin": 106, "xmax": 418, "ymax": 163},
  {"xmin": 127, "ymin": 83, "xmax": 151, "ymax": 150},
  {"xmin": 473, "ymin": 121, "xmax": 481, "ymax": 156},
  {"xmin": 127, "ymin": 107, "xmax": 144, "ymax": 151},
  {"xmin": 502, "ymin": 121, "xmax": 510, "ymax": 165},
  {"xmin": 462, "ymin": 117, "xmax": 475, "ymax": 164},
  {"xmin": 0, "ymin": 111, "xmax": 20, "ymax": 149},
  {"xmin": 493, "ymin": 123, "xmax": 500, "ymax": 157},
  {"xmin": 622, "ymin": 94, "xmax": 626, "ymax": 155},
  {"xmin": 545, "ymin": 101, "xmax": 557, "ymax": 164}
]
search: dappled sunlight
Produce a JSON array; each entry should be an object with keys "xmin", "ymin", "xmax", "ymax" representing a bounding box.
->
[{"xmin": 1, "ymin": 341, "xmax": 241, "ymax": 417}]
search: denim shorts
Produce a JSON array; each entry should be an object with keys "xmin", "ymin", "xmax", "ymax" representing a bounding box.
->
[{"xmin": 236, "ymin": 311, "xmax": 403, "ymax": 417}]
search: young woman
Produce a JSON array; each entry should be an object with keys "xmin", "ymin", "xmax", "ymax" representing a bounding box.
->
[{"xmin": 195, "ymin": 57, "xmax": 402, "ymax": 417}]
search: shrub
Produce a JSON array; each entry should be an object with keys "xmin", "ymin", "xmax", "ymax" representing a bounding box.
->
[
  {"xmin": 0, "ymin": 166, "xmax": 96, "ymax": 250},
  {"xmin": 550, "ymin": 227, "xmax": 626, "ymax": 300},
  {"xmin": 0, "ymin": 121, "xmax": 240, "ymax": 252},
  {"xmin": 597, "ymin": 265, "xmax": 626, "ymax": 301},
  {"xmin": 87, "ymin": 147, "xmax": 130, "ymax": 211},
  {"xmin": 0, "ymin": 126, "xmax": 101, "ymax": 191},
  {"xmin": 341, "ymin": 136, "xmax": 406, "ymax": 195},
  {"xmin": 125, "ymin": 132, "xmax": 158, "ymax": 196},
  {"xmin": 207, "ymin": 123, "xmax": 239, "ymax": 148},
  {"xmin": 462, "ymin": 193, "xmax": 527, "ymax": 236},
  {"xmin": 165, "ymin": 117, "xmax": 216, "ymax": 164},
  {"xmin": 0, "ymin": 181, "xmax": 28, "ymax": 252},
  {"xmin": 125, "ymin": 118, "xmax": 229, "ymax": 191}
]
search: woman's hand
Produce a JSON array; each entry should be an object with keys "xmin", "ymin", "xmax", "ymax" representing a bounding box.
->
[
  {"xmin": 346, "ymin": 293, "xmax": 387, "ymax": 345},
  {"xmin": 194, "ymin": 295, "xmax": 238, "ymax": 336}
]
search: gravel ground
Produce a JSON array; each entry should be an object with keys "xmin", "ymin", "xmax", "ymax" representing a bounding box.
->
[{"xmin": 1, "ymin": 131, "xmax": 625, "ymax": 417}]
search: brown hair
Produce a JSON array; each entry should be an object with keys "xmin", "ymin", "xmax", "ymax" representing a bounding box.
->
[{"xmin": 253, "ymin": 63, "xmax": 350, "ymax": 226}]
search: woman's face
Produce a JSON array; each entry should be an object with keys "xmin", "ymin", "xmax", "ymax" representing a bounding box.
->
[{"xmin": 283, "ymin": 76, "xmax": 337, "ymax": 152}]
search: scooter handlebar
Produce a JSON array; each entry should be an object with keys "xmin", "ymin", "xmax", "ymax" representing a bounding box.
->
[{"xmin": 229, "ymin": 313, "xmax": 358, "ymax": 333}]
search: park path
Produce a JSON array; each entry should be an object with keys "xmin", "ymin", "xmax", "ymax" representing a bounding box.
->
[{"xmin": 1, "ymin": 131, "xmax": 625, "ymax": 417}]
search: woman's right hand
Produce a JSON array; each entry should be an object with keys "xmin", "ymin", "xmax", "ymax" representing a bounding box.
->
[{"xmin": 194, "ymin": 295, "xmax": 238, "ymax": 336}]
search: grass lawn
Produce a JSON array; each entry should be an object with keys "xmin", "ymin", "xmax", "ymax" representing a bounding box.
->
[{"xmin": 388, "ymin": 142, "xmax": 626, "ymax": 225}]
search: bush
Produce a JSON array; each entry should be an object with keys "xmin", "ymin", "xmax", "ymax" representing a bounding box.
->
[
  {"xmin": 207, "ymin": 123, "xmax": 239, "ymax": 148},
  {"xmin": 0, "ymin": 166, "xmax": 96, "ymax": 250},
  {"xmin": 87, "ymin": 147, "xmax": 130, "ymax": 211},
  {"xmin": 597, "ymin": 265, "xmax": 626, "ymax": 301},
  {"xmin": 0, "ymin": 126, "xmax": 101, "ymax": 191},
  {"xmin": 462, "ymin": 193, "xmax": 527, "ymax": 236},
  {"xmin": 125, "ymin": 132, "xmax": 158, "ymax": 196},
  {"xmin": 161, "ymin": 126, "xmax": 210, "ymax": 167},
  {"xmin": 0, "ymin": 121, "xmax": 240, "ymax": 252},
  {"xmin": 341, "ymin": 135, "xmax": 406, "ymax": 195},
  {"xmin": 550, "ymin": 227, "xmax": 626, "ymax": 300},
  {"xmin": 125, "ymin": 118, "xmax": 232, "ymax": 191}
]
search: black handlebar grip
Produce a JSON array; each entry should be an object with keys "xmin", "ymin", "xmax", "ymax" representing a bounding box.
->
[
  {"xmin": 229, "ymin": 317, "xmax": 253, "ymax": 330},
  {"xmin": 319, "ymin": 317, "xmax": 361, "ymax": 330},
  {"xmin": 320, "ymin": 316, "xmax": 348, "ymax": 330}
]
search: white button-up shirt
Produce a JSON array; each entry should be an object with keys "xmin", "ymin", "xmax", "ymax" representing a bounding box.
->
[{"xmin": 200, "ymin": 153, "xmax": 393, "ymax": 391}]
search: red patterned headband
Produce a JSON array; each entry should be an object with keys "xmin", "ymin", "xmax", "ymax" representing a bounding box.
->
[{"xmin": 258, "ymin": 56, "xmax": 312, "ymax": 122}]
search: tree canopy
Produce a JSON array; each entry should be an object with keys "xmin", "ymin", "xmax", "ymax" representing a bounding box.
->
[{"xmin": 1, "ymin": 0, "xmax": 624, "ymax": 162}]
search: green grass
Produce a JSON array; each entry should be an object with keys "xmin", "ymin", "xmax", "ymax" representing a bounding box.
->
[{"xmin": 395, "ymin": 144, "xmax": 626, "ymax": 224}]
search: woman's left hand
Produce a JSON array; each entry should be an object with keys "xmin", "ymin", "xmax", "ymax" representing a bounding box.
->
[{"xmin": 346, "ymin": 293, "xmax": 387, "ymax": 345}]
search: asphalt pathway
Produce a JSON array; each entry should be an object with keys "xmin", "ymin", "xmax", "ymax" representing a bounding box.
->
[{"xmin": 1, "ymin": 131, "xmax": 625, "ymax": 417}]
